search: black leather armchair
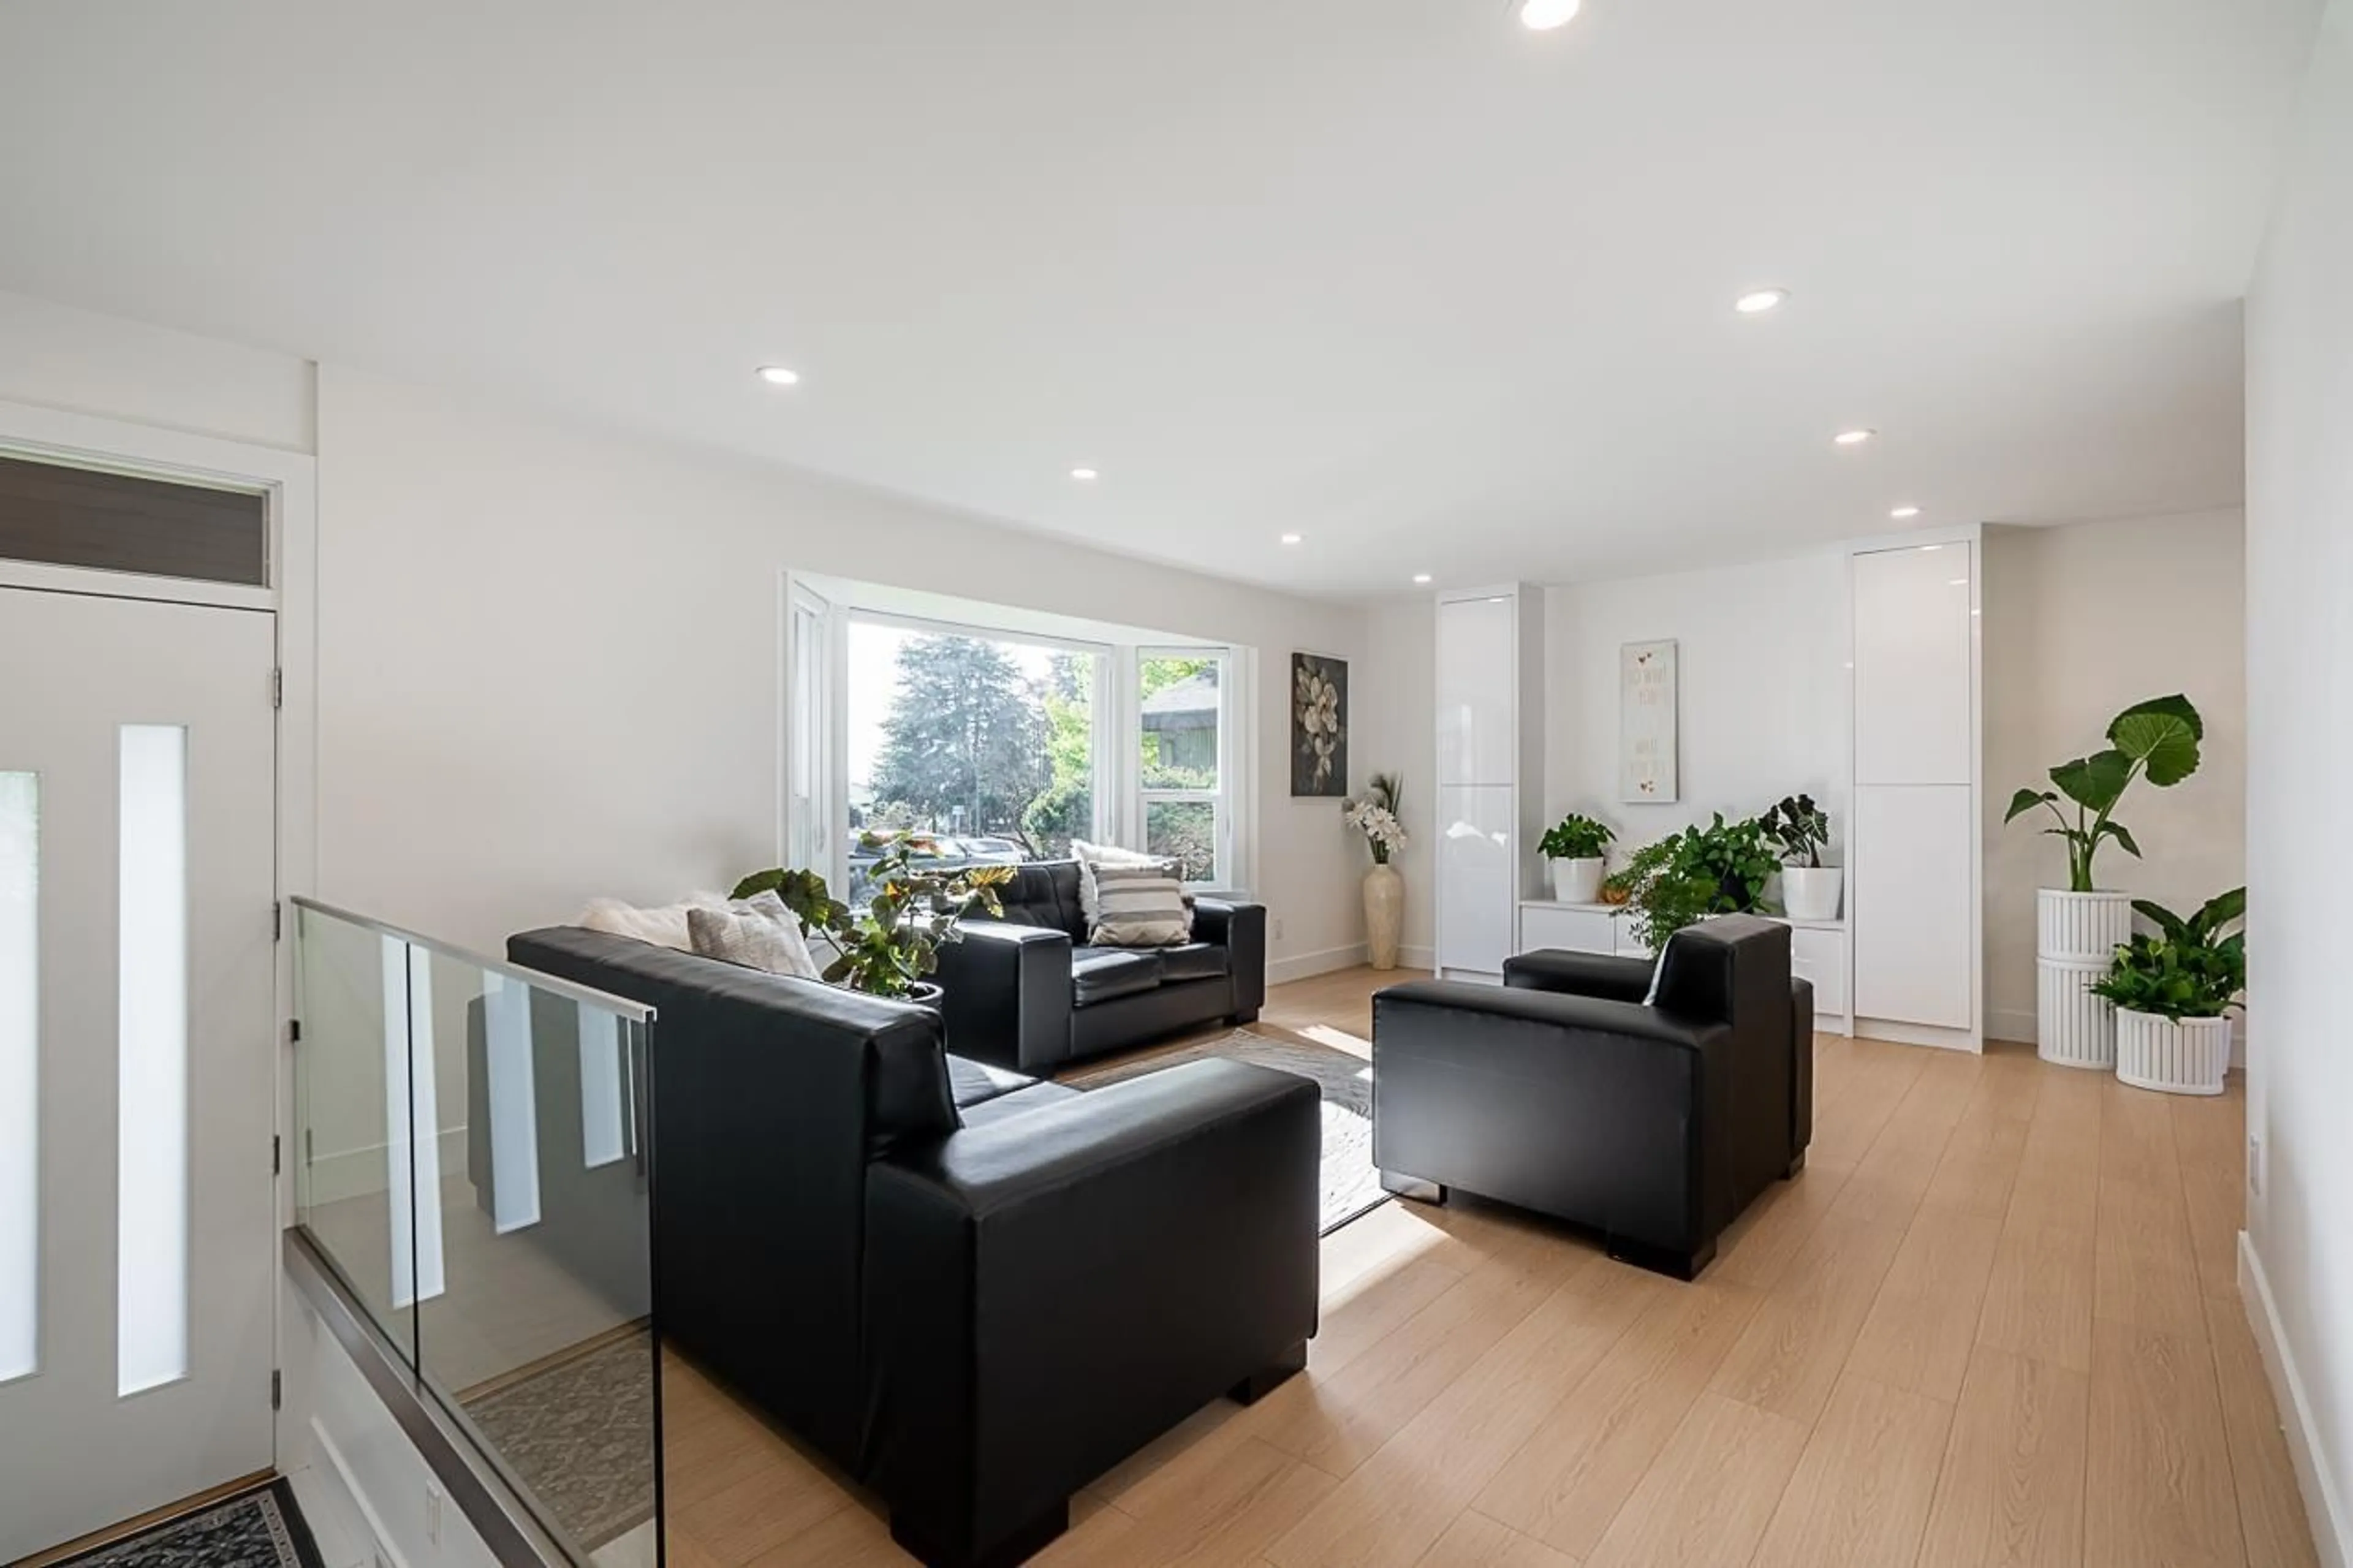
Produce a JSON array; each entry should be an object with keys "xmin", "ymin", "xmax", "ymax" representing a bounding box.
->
[
  {"xmin": 933, "ymin": 860, "xmax": 1267, "ymax": 1075},
  {"xmin": 505, "ymin": 926, "xmax": 1319, "ymax": 1568},
  {"xmin": 1370, "ymin": 915, "xmax": 1814, "ymax": 1279}
]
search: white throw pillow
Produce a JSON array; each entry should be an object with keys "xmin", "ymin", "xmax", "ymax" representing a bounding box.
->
[
  {"xmin": 576, "ymin": 897, "xmax": 699, "ymax": 952},
  {"xmin": 686, "ymin": 890, "xmax": 824, "ymax": 980},
  {"xmin": 1071, "ymin": 839, "xmax": 1168, "ymax": 928}
]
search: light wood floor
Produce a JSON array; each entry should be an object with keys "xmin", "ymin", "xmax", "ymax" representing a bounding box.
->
[{"xmin": 659, "ymin": 967, "xmax": 2318, "ymax": 1568}]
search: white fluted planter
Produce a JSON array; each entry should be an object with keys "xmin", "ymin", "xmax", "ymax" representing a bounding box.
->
[
  {"xmin": 2115, "ymin": 1009, "xmax": 2231, "ymax": 1096},
  {"xmin": 2036, "ymin": 888, "xmax": 2133, "ymax": 1069}
]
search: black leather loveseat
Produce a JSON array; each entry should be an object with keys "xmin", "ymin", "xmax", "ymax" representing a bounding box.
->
[
  {"xmin": 506, "ymin": 925, "xmax": 1319, "ymax": 1568},
  {"xmin": 931, "ymin": 860, "xmax": 1266, "ymax": 1075},
  {"xmin": 1370, "ymin": 915, "xmax": 1813, "ymax": 1280}
]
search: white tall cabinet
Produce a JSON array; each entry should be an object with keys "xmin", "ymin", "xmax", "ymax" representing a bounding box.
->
[
  {"xmin": 1434, "ymin": 586, "xmax": 1545, "ymax": 979},
  {"xmin": 1849, "ymin": 535, "xmax": 1982, "ymax": 1048}
]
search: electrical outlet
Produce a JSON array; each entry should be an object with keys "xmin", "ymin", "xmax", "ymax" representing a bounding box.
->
[
  {"xmin": 2248, "ymin": 1135, "xmax": 2264, "ymax": 1197},
  {"xmin": 1273, "ymin": 917, "xmax": 1285, "ymax": 942},
  {"xmin": 426, "ymin": 1482, "xmax": 444, "ymax": 1545}
]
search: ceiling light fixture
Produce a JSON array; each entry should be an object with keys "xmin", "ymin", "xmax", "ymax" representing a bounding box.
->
[
  {"xmin": 1281, "ymin": 532, "xmax": 1303, "ymax": 545},
  {"xmin": 1834, "ymin": 428, "xmax": 1876, "ymax": 446},
  {"xmin": 1518, "ymin": 0, "xmax": 1582, "ymax": 30},
  {"xmin": 1734, "ymin": 289, "xmax": 1788, "ymax": 315},
  {"xmin": 1413, "ymin": 573, "xmax": 1434, "ymax": 585},
  {"xmin": 756, "ymin": 365, "xmax": 800, "ymax": 387},
  {"xmin": 1890, "ymin": 505, "xmax": 1921, "ymax": 519},
  {"xmin": 1069, "ymin": 467, "xmax": 1099, "ymax": 481}
]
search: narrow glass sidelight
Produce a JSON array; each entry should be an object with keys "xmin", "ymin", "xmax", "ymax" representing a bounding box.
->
[
  {"xmin": 118, "ymin": 727, "xmax": 188, "ymax": 1396},
  {"xmin": 0, "ymin": 773, "xmax": 37, "ymax": 1384}
]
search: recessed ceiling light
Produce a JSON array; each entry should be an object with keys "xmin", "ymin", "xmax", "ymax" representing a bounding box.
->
[
  {"xmin": 756, "ymin": 365, "xmax": 800, "ymax": 387},
  {"xmin": 1834, "ymin": 429, "xmax": 1876, "ymax": 446},
  {"xmin": 1518, "ymin": 0, "xmax": 1581, "ymax": 30},
  {"xmin": 1069, "ymin": 468, "xmax": 1099, "ymax": 481},
  {"xmin": 1413, "ymin": 573, "xmax": 1433, "ymax": 585},
  {"xmin": 1734, "ymin": 289, "xmax": 1788, "ymax": 315},
  {"xmin": 1890, "ymin": 505, "xmax": 1921, "ymax": 519},
  {"xmin": 1280, "ymin": 532, "xmax": 1303, "ymax": 545}
]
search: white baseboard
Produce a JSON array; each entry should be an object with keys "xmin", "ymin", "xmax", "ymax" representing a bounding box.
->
[
  {"xmin": 1854, "ymin": 1018, "xmax": 1983, "ymax": 1053},
  {"xmin": 1398, "ymin": 944, "xmax": 1434, "ymax": 971},
  {"xmin": 1268, "ymin": 943, "xmax": 1368, "ymax": 985},
  {"xmin": 2240, "ymin": 1231, "xmax": 2351, "ymax": 1568}
]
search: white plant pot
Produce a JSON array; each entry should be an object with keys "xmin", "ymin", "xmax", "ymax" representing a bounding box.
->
[
  {"xmin": 1551, "ymin": 857, "xmax": 1605, "ymax": 904},
  {"xmin": 2036, "ymin": 888, "xmax": 2134, "ymax": 1069},
  {"xmin": 2115, "ymin": 1009, "xmax": 2231, "ymax": 1096},
  {"xmin": 1780, "ymin": 866, "xmax": 1843, "ymax": 922}
]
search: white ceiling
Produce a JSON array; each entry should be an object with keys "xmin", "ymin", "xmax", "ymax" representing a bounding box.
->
[{"xmin": 0, "ymin": 1, "xmax": 2322, "ymax": 597}]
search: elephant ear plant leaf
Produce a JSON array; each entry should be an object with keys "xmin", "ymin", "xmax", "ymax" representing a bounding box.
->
[{"xmin": 2003, "ymin": 694, "xmax": 2204, "ymax": 892}]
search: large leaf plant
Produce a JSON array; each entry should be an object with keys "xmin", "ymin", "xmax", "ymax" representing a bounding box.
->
[
  {"xmin": 2003, "ymin": 694, "xmax": 2203, "ymax": 893},
  {"xmin": 1617, "ymin": 814, "xmax": 1778, "ymax": 953},
  {"xmin": 2089, "ymin": 887, "xmax": 2246, "ymax": 1020},
  {"xmin": 732, "ymin": 831, "xmax": 1013, "ymax": 999}
]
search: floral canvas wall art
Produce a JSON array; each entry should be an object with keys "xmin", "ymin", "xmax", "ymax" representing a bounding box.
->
[{"xmin": 1291, "ymin": 651, "xmax": 1349, "ymax": 797}]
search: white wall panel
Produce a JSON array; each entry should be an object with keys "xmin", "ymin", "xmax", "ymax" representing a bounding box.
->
[
  {"xmin": 1854, "ymin": 545, "xmax": 1974, "ymax": 785},
  {"xmin": 1436, "ymin": 784, "xmax": 1513, "ymax": 974},
  {"xmin": 1436, "ymin": 594, "xmax": 1517, "ymax": 786},
  {"xmin": 1853, "ymin": 784, "xmax": 1974, "ymax": 1028}
]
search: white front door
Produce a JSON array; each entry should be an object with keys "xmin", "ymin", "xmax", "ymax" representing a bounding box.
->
[{"xmin": 0, "ymin": 586, "xmax": 279, "ymax": 1559}]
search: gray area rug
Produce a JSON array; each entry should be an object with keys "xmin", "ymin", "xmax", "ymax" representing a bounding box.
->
[
  {"xmin": 1063, "ymin": 1028, "xmax": 1389, "ymax": 1234},
  {"xmin": 459, "ymin": 1331, "xmax": 655, "ymax": 1550},
  {"xmin": 66, "ymin": 1480, "xmax": 319, "ymax": 1567}
]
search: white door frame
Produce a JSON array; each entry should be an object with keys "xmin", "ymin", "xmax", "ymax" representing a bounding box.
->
[{"xmin": 0, "ymin": 396, "xmax": 318, "ymax": 1469}]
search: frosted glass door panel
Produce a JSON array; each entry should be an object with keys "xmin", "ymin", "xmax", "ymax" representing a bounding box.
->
[
  {"xmin": 1437, "ymin": 784, "xmax": 1514, "ymax": 974},
  {"xmin": 1852, "ymin": 784, "xmax": 1973, "ymax": 1028},
  {"xmin": 1436, "ymin": 596, "xmax": 1517, "ymax": 786},
  {"xmin": 1853, "ymin": 545, "xmax": 1973, "ymax": 784}
]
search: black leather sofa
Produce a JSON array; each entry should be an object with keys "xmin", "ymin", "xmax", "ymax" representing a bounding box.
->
[
  {"xmin": 1370, "ymin": 915, "xmax": 1813, "ymax": 1280},
  {"xmin": 931, "ymin": 860, "xmax": 1267, "ymax": 1075},
  {"xmin": 504, "ymin": 926, "xmax": 1319, "ymax": 1568}
]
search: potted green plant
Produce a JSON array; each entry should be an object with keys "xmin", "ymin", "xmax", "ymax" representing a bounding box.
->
[
  {"xmin": 2003, "ymin": 694, "xmax": 2205, "ymax": 1068},
  {"xmin": 1759, "ymin": 793, "xmax": 1840, "ymax": 921},
  {"xmin": 1615, "ymin": 814, "xmax": 1778, "ymax": 953},
  {"xmin": 1537, "ymin": 812, "xmax": 1614, "ymax": 903},
  {"xmin": 732, "ymin": 831, "xmax": 1012, "ymax": 1002},
  {"xmin": 2090, "ymin": 888, "xmax": 2244, "ymax": 1096}
]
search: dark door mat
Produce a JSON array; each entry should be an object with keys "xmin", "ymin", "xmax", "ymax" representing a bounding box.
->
[{"xmin": 52, "ymin": 1479, "xmax": 322, "ymax": 1568}]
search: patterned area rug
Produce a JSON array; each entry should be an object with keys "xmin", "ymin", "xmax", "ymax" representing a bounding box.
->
[
  {"xmin": 63, "ymin": 1480, "xmax": 320, "ymax": 1567},
  {"xmin": 459, "ymin": 1330, "xmax": 656, "ymax": 1550},
  {"xmin": 1062, "ymin": 1028, "xmax": 1389, "ymax": 1234}
]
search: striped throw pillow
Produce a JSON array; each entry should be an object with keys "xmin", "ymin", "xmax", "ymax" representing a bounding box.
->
[{"xmin": 1085, "ymin": 860, "xmax": 1194, "ymax": 947}]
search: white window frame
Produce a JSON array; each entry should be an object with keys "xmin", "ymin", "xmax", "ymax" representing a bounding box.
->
[
  {"xmin": 780, "ymin": 576, "xmax": 1252, "ymax": 897},
  {"xmin": 1131, "ymin": 645, "xmax": 1237, "ymax": 891}
]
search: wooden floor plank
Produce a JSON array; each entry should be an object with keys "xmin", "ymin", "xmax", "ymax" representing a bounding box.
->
[
  {"xmin": 1707, "ymin": 1205, "xmax": 1909, "ymax": 1425},
  {"xmin": 1846, "ymin": 1201, "xmax": 2006, "ymax": 1404},
  {"xmin": 2203, "ymin": 1289, "xmax": 2324, "ymax": 1568},
  {"xmin": 1577, "ymin": 1393, "xmax": 1812, "ymax": 1568},
  {"xmin": 1748, "ymin": 1372, "xmax": 1954, "ymax": 1568},
  {"xmin": 1914, "ymin": 1344, "xmax": 2090, "ymax": 1568},
  {"xmin": 1411, "ymin": 1510, "xmax": 1583, "ymax": 1568},
  {"xmin": 1977, "ymin": 1067, "xmax": 2104, "ymax": 1374},
  {"xmin": 2083, "ymin": 1316, "xmax": 2245, "ymax": 1568}
]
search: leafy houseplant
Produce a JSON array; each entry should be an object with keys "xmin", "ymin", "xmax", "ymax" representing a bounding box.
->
[
  {"xmin": 2090, "ymin": 889, "xmax": 2246, "ymax": 1020},
  {"xmin": 1616, "ymin": 815, "xmax": 1778, "ymax": 953},
  {"xmin": 2004, "ymin": 695, "xmax": 2205, "ymax": 893},
  {"xmin": 732, "ymin": 831, "xmax": 1012, "ymax": 1000},
  {"xmin": 1760, "ymin": 793, "xmax": 1842, "ymax": 921},
  {"xmin": 2093, "ymin": 888, "xmax": 2245, "ymax": 1096},
  {"xmin": 1538, "ymin": 812, "xmax": 1614, "ymax": 902}
]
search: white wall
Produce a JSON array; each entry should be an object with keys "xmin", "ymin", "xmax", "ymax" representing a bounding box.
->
[
  {"xmin": 311, "ymin": 364, "xmax": 1368, "ymax": 969},
  {"xmin": 1355, "ymin": 596, "xmax": 1439, "ymax": 963},
  {"xmin": 1543, "ymin": 553, "xmax": 1850, "ymax": 868},
  {"xmin": 0, "ymin": 288, "xmax": 314, "ymax": 452},
  {"xmin": 1979, "ymin": 512, "xmax": 2248, "ymax": 1045},
  {"xmin": 2244, "ymin": 2, "xmax": 2353, "ymax": 1558}
]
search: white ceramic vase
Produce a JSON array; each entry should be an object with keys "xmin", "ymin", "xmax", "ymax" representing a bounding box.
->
[
  {"xmin": 2037, "ymin": 888, "xmax": 2134, "ymax": 1069},
  {"xmin": 1780, "ymin": 866, "xmax": 1844, "ymax": 922},
  {"xmin": 1551, "ymin": 857, "xmax": 1605, "ymax": 904},
  {"xmin": 1364, "ymin": 862, "xmax": 1404, "ymax": 971},
  {"xmin": 2115, "ymin": 1009, "xmax": 2232, "ymax": 1096}
]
